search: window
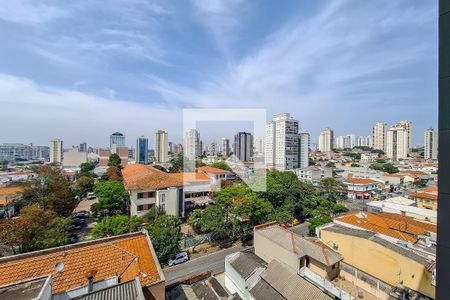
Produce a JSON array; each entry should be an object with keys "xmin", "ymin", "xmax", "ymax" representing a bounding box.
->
[
  {"xmin": 161, "ymin": 204, "xmax": 165, "ymax": 211},
  {"xmin": 137, "ymin": 193, "xmax": 144, "ymax": 199},
  {"xmin": 161, "ymin": 193, "xmax": 166, "ymax": 203},
  {"xmin": 137, "ymin": 205, "xmax": 144, "ymax": 211}
]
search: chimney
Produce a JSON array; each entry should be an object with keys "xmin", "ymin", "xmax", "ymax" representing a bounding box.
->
[{"xmin": 85, "ymin": 269, "xmax": 98, "ymax": 293}]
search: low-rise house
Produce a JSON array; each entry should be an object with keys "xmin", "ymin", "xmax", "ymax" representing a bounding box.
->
[
  {"xmin": 360, "ymin": 153, "xmax": 379, "ymax": 163},
  {"xmin": 168, "ymin": 172, "xmax": 216, "ymax": 206},
  {"xmin": 0, "ymin": 231, "xmax": 165, "ymax": 300},
  {"xmin": 122, "ymin": 164, "xmax": 184, "ymax": 217},
  {"xmin": 224, "ymin": 251, "xmax": 333, "ymax": 300},
  {"xmin": 410, "ymin": 186, "xmax": 438, "ymax": 211},
  {"xmin": 0, "ymin": 186, "xmax": 23, "ymax": 217},
  {"xmin": 254, "ymin": 223, "xmax": 343, "ymax": 281},
  {"xmin": 342, "ymin": 177, "xmax": 380, "ymax": 199},
  {"xmin": 291, "ymin": 166, "xmax": 332, "ymax": 185},
  {"xmin": 0, "ymin": 170, "xmax": 35, "ymax": 186},
  {"xmin": 367, "ymin": 199, "xmax": 437, "ymax": 223},
  {"xmin": 319, "ymin": 224, "xmax": 435, "ymax": 299},
  {"xmin": 197, "ymin": 166, "xmax": 236, "ymax": 184}
]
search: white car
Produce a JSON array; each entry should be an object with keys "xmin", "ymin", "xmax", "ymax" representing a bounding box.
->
[{"xmin": 168, "ymin": 252, "xmax": 189, "ymax": 266}]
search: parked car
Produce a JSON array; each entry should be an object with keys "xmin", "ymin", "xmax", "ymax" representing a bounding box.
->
[
  {"xmin": 74, "ymin": 211, "xmax": 90, "ymax": 219},
  {"xmin": 68, "ymin": 224, "xmax": 82, "ymax": 231},
  {"xmin": 72, "ymin": 218, "xmax": 86, "ymax": 227},
  {"xmin": 168, "ymin": 252, "xmax": 189, "ymax": 267},
  {"xmin": 87, "ymin": 192, "xmax": 96, "ymax": 200},
  {"xmin": 68, "ymin": 234, "xmax": 78, "ymax": 244}
]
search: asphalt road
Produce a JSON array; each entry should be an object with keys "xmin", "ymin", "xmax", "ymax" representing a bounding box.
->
[{"xmin": 163, "ymin": 244, "xmax": 247, "ymax": 286}]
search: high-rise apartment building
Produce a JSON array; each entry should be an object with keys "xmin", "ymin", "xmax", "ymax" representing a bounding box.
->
[
  {"xmin": 334, "ymin": 136, "xmax": 344, "ymax": 150},
  {"xmin": 50, "ymin": 139, "xmax": 63, "ymax": 164},
  {"xmin": 110, "ymin": 132, "xmax": 125, "ymax": 149},
  {"xmin": 386, "ymin": 125, "xmax": 409, "ymax": 161},
  {"xmin": 221, "ymin": 137, "xmax": 230, "ymax": 156},
  {"xmin": 299, "ymin": 133, "xmax": 310, "ymax": 168},
  {"xmin": 154, "ymin": 130, "xmax": 168, "ymax": 163},
  {"xmin": 318, "ymin": 128, "xmax": 334, "ymax": 152},
  {"xmin": 136, "ymin": 136, "xmax": 148, "ymax": 164},
  {"xmin": 373, "ymin": 122, "xmax": 387, "ymax": 151},
  {"xmin": 265, "ymin": 113, "xmax": 307, "ymax": 171},
  {"xmin": 253, "ymin": 137, "xmax": 264, "ymax": 158},
  {"xmin": 398, "ymin": 120, "xmax": 412, "ymax": 151},
  {"xmin": 79, "ymin": 142, "xmax": 87, "ymax": 152},
  {"xmin": 184, "ymin": 129, "xmax": 201, "ymax": 160},
  {"xmin": 234, "ymin": 132, "xmax": 253, "ymax": 162},
  {"xmin": 424, "ymin": 127, "xmax": 438, "ymax": 160}
]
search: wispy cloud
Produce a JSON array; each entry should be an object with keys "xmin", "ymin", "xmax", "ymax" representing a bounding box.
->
[{"xmin": 0, "ymin": 0, "xmax": 66, "ymax": 24}]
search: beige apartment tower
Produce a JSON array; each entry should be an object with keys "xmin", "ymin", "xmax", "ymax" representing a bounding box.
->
[
  {"xmin": 372, "ymin": 122, "xmax": 387, "ymax": 151},
  {"xmin": 50, "ymin": 139, "xmax": 63, "ymax": 164},
  {"xmin": 154, "ymin": 130, "xmax": 168, "ymax": 163},
  {"xmin": 318, "ymin": 127, "xmax": 334, "ymax": 152}
]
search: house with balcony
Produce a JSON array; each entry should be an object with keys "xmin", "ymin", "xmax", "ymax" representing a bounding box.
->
[
  {"xmin": 122, "ymin": 164, "xmax": 184, "ymax": 217},
  {"xmin": 197, "ymin": 166, "xmax": 236, "ymax": 184},
  {"xmin": 410, "ymin": 186, "xmax": 438, "ymax": 211},
  {"xmin": 168, "ymin": 172, "xmax": 216, "ymax": 208},
  {"xmin": 342, "ymin": 176, "xmax": 380, "ymax": 199}
]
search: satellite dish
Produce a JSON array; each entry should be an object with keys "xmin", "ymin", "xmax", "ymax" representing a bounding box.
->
[{"xmin": 55, "ymin": 262, "xmax": 65, "ymax": 272}]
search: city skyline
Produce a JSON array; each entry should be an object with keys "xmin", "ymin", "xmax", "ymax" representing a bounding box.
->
[{"xmin": 0, "ymin": 1, "xmax": 437, "ymax": 146}]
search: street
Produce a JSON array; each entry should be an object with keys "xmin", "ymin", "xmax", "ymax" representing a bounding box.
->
[{"xmin": 163, "ymin": 244, "xmax": 248, "ymax": 286}]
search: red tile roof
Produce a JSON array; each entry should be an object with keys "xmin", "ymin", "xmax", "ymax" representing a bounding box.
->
[
  {"xmin": 122, "ymin": 164, "xmax": 182, "ymax": 190},
  {"xmin": 168, "ymin": 172, "xmax": 211, "ymax": 183},
  {"xmin": 343, "ymin": 178, "xmax": 378, "ymax": 185},
  {"xmin": 197, "ymin": 166, "xmax": 229, "ymax": 174},
  {"xmin": 0, "ymin": 232, "xmax": 163, "ymax": 294},
  {"xmin": 410, "ymin": 186, "xmax": 438, "ymax": 201},
  {"xmin": 335, "ymin": 211, "xmax": 429, "ymax": 244},
  {"xmin": 0, "ymin": 187, "xmax": 24, "ymax": 196}
]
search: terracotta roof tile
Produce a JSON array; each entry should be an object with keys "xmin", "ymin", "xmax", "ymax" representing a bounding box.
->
[
  {"xmin": 410, "ymin": 186, "xmax": 438, "ymax": 201},
  {"xmin": 343, "ymin": 178, "xmax": 379, "ymax": 185},
  {"xmin": 0, "ymin": 187, "xmax": 24, "ymax": 196},
  {"xmin": 197, "ymin": 166, "xmax": 229, "ymax": 174},
  {"xmin": 168, "ymin": 173, "xmax": 211, "ymax": 183},
  {"xmin": 335, "ymin": 212, "xmax": 419, "ymax": 244},
  {"xmin": 0, "ymin": 232, "xmax": 162, "ymax": 294},
  {"xmin": 122, "ymin": 164, "xmax": 182, "ymax": 190}
]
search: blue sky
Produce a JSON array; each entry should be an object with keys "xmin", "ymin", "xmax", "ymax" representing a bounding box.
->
[{"xmin": 0, "ymin": 0, "xmax": 437, "ymax": 148}]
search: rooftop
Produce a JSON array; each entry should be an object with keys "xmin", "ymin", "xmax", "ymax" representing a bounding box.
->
[
  {"xmin": 250, "ymin": 260, "xmax": 332, "ymax": 300},
  {"xmin": 122, "ymin": 164, "xmax": 182, "ymax": 190},
  {"xmin": 255, "ymin": 223, "xmax": 342, "ymax": 267},
  {"xmin": 72, "ymin": 278, "xmax": 145, "ymax": 300},
  {"xmin": 197, "ymin": 166, "xmax": 230, "ymax": 174},
  {"xmin": 334, "ymin": 211, "xmax": 436, "ymax": 244},
  {"xmin": 227, "ymin": 251, "xmax": 266, "ymax": 280},
  {"xmin": 410, "ymin": 186, "xmax": 438, "ymax": 201},
  {"xmin": 343, "ymin": 178, "xmax": 379, "ymax": 185},
  {"xmin": 168, "ymin": 172, "xmax": 211, "ymax": 183},
  {"xmin": 0, "ymin": 231, "xmax": 163, "ymax": 295},
  {"xmin": 321, "ymin": 224, "xmax": 433, "ymax": 267},
  {"xmin": 0, "ymin": 186, "xmax": 24, "ymax": 196}
]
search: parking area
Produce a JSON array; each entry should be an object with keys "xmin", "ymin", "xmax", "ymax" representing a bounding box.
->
[{"xmin": 70, "ymin": 197, "xmax": 98, "ymax": 243}]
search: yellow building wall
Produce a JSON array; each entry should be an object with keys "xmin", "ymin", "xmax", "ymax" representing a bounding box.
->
[
  {"xmin": 320, "ymin": 230, "xmax": 435, "ymax": 299},
  {"xmin": 416, "ymin": 198, "xmax": 437, "ymax": 211}
]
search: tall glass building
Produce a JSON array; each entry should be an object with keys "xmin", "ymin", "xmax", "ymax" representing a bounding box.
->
[{"xmin": 136, "ymin": 136, "xmax": 148, "ymax": 164}]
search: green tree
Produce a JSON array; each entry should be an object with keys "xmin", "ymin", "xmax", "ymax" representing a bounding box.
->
[
  {"xmin": 141, "ymin": 207, "xmax": 161, "ymax": 223},
  {"xmin": 325, "ymin": 162, "xmax": 336, "ymax": 168},
  {"xmin": 20, "ymin": 165, "xmax": 76, "ymax": 216},
  {"xmin": 147, "ymin": 215, "xmax": 181, "ymax": 257},
  {"xmin": 319, "ymin": 178, "xmax": 347, "ymax": 202},
  {"xmin": 308, "ymin": 215, "xmax": 332, "ymax": 236},
  {"xmin": 108, "ymin": 153, "xmax": 122, "ymax": 169},
  {"xmin": 75, "ymin": 176, "xmax": 95, "ymax": 198},
  {"xmin": 199, "ymin": 205, "xmax": 228, "ymax": 236},
  {"xmin": 169, "ymin": 154, "xmax": 184, "ymax": 173},
  {"xmin": 350, "ymin": 163, "xmax": 359, "ymax": 167},
  {"xmin": 269, "ymin": 207, "xmax": 294, "ymax": 224},
  {"xmin": 80, "ymin": 162, "xmax": 96, "ymax": 173},
  {"xmin": 34, "ymin": 216, "xmax": 72, "ymax": 249},
  {"xmin": 91, "ymin": 215, "xmax": 143, "ymax": 238},
  {"xmin": 188, "ymin": 209, "xmax": 203, "ymax": 233},
  {"xmin": 91, "ymin": 181, "xmax": 129, "ymax": 217},
  {"xmin": 209, "ymin": 162, "xmax": 231, "ymax": 171}
]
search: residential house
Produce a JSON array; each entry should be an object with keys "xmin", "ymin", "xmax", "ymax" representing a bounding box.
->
[
  {"xmin": 122, "ymin": 164, "xmax": 184, "ymax": 217},
  {"xmin": 197, "ymin": 166, "xmax": 236, "ymax": 184},
  {"xmin": 291, "ymin": 166, "xmax": 332, "ymax": 185},
  {"xmin": 0, "ymin": 186, "xmax": 23, "ymax": 217},
  {"xmin": 224, "ymin": 251, "xmax": 333, "ymax": 300},
  {"xmin": 168, "ymin": 172, "xmax": 216, "ymax": 206},
  {"xmin": 410, "ymin": 186, "xmax": 438, "ymax": 211},
  {"xmin": 0, "ymin": 231, "xmax": 165, "ymax": 300},
  {"xmin": 342, "ymin": 177, "xmax": 380, "ymax": 199},
  {"xmin": 319, "ymin": 224, "xmax": 435, "ymax": 299}
]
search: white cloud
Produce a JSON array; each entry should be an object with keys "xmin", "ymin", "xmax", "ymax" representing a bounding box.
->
[{"xmin": 0, "ymin": 0, "xmax": 66, "ymax": 24}]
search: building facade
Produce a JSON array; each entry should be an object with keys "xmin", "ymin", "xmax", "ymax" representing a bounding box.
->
[
  {"xmin": 221, "ymin": 137, "xmax": 230, "ymax": 156},
  {"xmin": 184, "ymin": 129, "xmax": 201, "ymax": 160},
  {"xmin": 110, "ymin": 132, "xmax": 125, "ymax": 149},
  {"xmin": 265, "ymin": 113, "xmax": 306, "ymax": 171},
  {"xmin": 136, "ymin": 136, "xmax": 149, "ymax": 164},
  {"xmin": 154, "ymin": 130, "xmax": 168, "ymax": 163},
  {"xmin": 234, "ymin": 132, "xmax": 253, "ymax": 162},
  {"xmin": 50, "ymin": 139, "xmax": 63, "ymax": 164},
  {"xmin": 424, "ymin": 127, "xmax": 438, "ymax": 160},
  {"xmin": 373, "ymin": 122, "xmax": 387, "ymax": 151},
  {"xmin": 319, "ymin": 128, "xmax": 334, "ymax": 152},
  {"xmin": 386, "ymin": 124, "xmax": 409, "ymax": 161}
]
